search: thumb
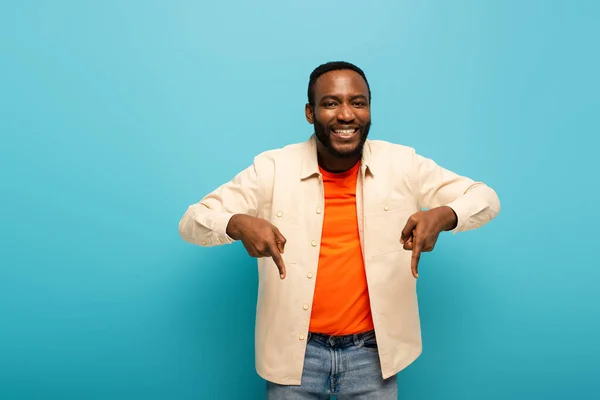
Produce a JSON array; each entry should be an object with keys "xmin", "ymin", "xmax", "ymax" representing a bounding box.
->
[
  {"xmin": 401, "ymin": 215, "xmax": 417, "ymax": 244},
  {"xmin": 273, "ymin": 227, "xmax": 287, "ymax": 254}
]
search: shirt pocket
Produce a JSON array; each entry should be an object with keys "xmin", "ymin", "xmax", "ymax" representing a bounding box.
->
[
  {"xmin": 365, "ymin": 201, "xmax": 414, "ymax": 257},
  {"xmin": 270, "ymin": 219, "xmax": 304, "ymax": 265}
]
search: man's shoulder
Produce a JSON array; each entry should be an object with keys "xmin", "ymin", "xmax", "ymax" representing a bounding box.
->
[
  {"xmin": 252, "ymin": 139, "xmax": 309, "ymax": 163},
  {"xmin": 366, "ymin": 138, "xmax": 417, "ymax": 158}
]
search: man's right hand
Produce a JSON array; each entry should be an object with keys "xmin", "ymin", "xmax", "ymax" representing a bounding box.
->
[{"xmin": 226, "ymin": 214, "xmax": 288, "ymax": 279}]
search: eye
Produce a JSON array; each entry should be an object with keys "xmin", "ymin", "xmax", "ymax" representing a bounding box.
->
[
  {"xmin": 353, "ymin": 101, "xmax": 367, "ymax": 107},
  {"xmin": 323, "ymin": 101, "xmax": 337, "ymax": 107}
]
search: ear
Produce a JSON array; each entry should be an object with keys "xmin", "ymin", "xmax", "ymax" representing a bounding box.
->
[{"xmin": 305, "ymin": 103, "xmax": 314, "ymax": 124}]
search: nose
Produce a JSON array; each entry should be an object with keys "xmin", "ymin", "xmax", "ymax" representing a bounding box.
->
[{"xmin": 336, "ymin": 103, "xmax": 355, "ymax": 122}]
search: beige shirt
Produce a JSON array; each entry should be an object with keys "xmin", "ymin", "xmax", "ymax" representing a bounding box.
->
[{"xmin": 178, "ymin": 135, "xmax": 500, "ymax": 385}]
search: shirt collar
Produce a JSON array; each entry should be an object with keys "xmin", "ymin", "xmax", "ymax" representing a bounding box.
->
[{"xmin": 300, "ymin": 134, "xmax": 375, "ymax": 180}]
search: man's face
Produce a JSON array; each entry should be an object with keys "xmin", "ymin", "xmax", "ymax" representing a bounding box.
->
[{"xmin": 306, "ymin": 69, "xmax": 371, "ymax": 159}]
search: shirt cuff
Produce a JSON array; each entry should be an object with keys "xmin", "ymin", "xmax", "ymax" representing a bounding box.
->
[
  {"xmin": 193, "ymin": 210, "xmax": 236, "ymax": 245},
  {"xmin": 444, "ymin": 195, "xmax": 484, "ymax": 234}
]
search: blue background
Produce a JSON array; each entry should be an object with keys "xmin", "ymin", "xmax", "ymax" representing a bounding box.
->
[{"xmin": 1, "ymin": 1, "xmax": 599, "ymax": 399}]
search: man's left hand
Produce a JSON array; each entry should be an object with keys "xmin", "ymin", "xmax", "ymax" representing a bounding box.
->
[{"xmin": 400, "ymin": 206, "xmax": 458, "ymax": 279}]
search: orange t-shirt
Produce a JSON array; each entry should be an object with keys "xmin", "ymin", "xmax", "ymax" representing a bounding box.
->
[{"xmin": 309, "ymin": 162, "xmax": 374, "ymax": 335}]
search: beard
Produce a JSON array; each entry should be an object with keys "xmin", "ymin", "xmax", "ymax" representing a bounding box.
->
[{"xmin": 313, "ymin": 119, "xmax": 371, "ymax": 159}]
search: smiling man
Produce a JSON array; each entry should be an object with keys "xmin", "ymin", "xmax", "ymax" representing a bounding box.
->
[{"xmin": 179, "ymin": 61, "xmax": 500, "ymax": 399}]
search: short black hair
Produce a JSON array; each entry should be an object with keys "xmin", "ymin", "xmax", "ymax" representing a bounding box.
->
[{"xmin": 307, "ymin": 61, "xmax": 371, "ymax": 107}]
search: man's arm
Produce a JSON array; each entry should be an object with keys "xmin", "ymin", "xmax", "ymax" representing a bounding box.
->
[
  {"xmin": 178, "ymin": 163, "xmax": 260, "ymax": 247},
  {"xmin": 413, "ymin": 152, "xmax": 501, "ymax": 233},
  {"xmin": 178, "ymin": 158, "xmax": 289, "ymax": 279},
  {"xmin": 400, "ymin": 150, "xmax": 501, "ymax": 278}
]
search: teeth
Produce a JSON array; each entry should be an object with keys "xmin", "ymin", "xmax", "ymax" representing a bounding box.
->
[{"xmin": 334, "ymin": 128, "xmax": 356, "ymax": 136}]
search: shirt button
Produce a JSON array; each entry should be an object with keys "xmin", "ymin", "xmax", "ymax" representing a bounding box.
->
[
  {"xmin": 298, "ymin": 334, "xmax": 305, "ymax": 340},
  {"xmin": 311, "ymin": 240, "xmax": 317, "ymax": 247},
  {"xmin": 316, "ymin": 207, "xmax": 322, "ymax": 214},
  {"xmin": 307, "ymin": 272, "xmax": 313, "ymax": 279},
  {"xmin": 219, "ymin": 237, "xmax": 224, "ymax": 243},
  {"xmin": 201, "ymin": 240, "xmax": 207, "ymax": 246},
  {"xmin": 303, "ymin": 304, "xmax": 309, "ymax": 310},
  {"xmin": 277, "ymin": 211, "xmax": 283, "ymax": 218},
  {"xmin": 384, "ymin": 205, "xmax": 389, "ymax": 211}
]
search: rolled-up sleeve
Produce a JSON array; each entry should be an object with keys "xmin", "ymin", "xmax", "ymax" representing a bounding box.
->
[
  {"xmin": 178, "ymin": 162, "xmax": 260, "ymax": 247},
  {"xmin": 413, "ymin": 152, "xmax": 500, "ymax": 233}
]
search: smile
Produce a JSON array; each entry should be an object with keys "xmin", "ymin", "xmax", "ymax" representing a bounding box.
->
[{"xmin": 331, "ymin": 127, "xmax": 359, "ymax": 138}]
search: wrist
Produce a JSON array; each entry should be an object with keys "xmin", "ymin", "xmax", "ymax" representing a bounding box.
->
[
  {"xmin": 438, "ymin": 206, "xmax": 458, "ymax": 231},
  {"xmin": 226, "ymin": 214, "xmax": 245, "ymax": 240}
]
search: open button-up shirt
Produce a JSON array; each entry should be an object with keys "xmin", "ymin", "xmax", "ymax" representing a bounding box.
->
[{"xmin": 178, "ymin": 135, "xmax": 500, "ymax": 385}]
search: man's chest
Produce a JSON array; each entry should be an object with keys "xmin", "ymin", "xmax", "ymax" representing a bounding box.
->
[{"xmin": 321, "ymin": 184, "xmax": 360, "ymax": 245}]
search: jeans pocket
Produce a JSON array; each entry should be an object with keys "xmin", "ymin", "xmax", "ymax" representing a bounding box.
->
[{"xmin": 359, "ymin": 332, "xmax": 379, "ymax": 353}]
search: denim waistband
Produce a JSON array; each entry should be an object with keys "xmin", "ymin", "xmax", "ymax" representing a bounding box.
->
[{"xmin": 308, "ymin": 330, "xmax": 376, "ymax": 348}]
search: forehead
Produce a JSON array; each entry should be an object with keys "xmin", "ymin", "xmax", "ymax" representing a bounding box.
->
[{"xmin": 313, "ymin": 69, "xmax": 369, "ymax": 99}]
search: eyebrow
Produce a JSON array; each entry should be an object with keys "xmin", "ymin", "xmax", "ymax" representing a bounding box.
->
[{"xmin": 319, "ymin": 94, "xmax": 368, "ymax": 102}]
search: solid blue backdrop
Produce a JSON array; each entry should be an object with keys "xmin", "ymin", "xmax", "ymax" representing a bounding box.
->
[{"xmin": 1, "ymin": 1, "xmax": 599, "ymax": 399}]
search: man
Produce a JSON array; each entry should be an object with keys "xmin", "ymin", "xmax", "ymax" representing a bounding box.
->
[{"xmin": 179, "ymin": 61, "xmax": 500, "ymax": 399}]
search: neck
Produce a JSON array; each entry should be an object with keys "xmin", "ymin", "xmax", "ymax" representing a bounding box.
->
[{"xmin": 316, "ymin": 142, "xmax": 361, "ymax": 173}]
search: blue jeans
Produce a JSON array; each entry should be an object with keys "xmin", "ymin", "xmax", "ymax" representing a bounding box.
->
[{"xmin": 266, "ymin": 330, "xmax": 398, "ymax": 399}]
